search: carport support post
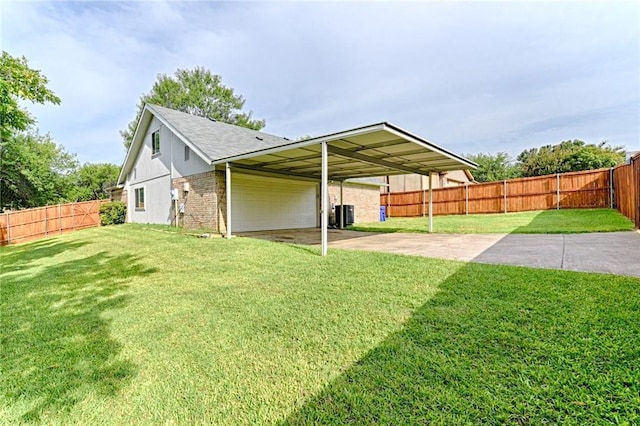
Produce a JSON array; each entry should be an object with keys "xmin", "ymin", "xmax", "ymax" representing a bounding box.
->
[
  {"xmin": 339, "ymin": 180, "xmax": 344, "ymax": 229},
  {"xmin": 428, "ymin": 171, "xmax": 433, "ymax": 233},
  {"xmin": 321, "ymin": 142, "xmax": 328, "ymax": 256},
  {"xmin": 226, "ymin": 162, "xmax": 232, "ymax": 239}
]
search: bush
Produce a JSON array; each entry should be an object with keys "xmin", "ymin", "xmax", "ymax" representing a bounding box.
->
[{"xmin": 100, "ymin": 201, "xmax": 126, "ymax": 225}]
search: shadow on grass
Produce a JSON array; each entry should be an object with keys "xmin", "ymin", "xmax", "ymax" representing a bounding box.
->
[
  {"xmin": 281, "ymin": 263, "xmax": 639, "ymax": 424},
  {"xmin": 0, "ymin": 239, "xmax": 92, "ymax": 274},
  {"xmin": 1, "ymin": 240, "xmax": 157, "ymax": 422}
]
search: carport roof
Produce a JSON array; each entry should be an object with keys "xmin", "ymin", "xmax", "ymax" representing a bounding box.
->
[{"xmin": 119, "ymin": 104, "xmax": 476, "ymax": 183}]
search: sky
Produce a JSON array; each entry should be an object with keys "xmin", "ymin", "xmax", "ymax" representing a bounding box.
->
[{"xmin": 1, "ymin": 0, "xmax": 639, "ymax": 166}]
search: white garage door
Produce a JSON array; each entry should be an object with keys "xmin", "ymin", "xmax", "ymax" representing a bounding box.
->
[{"xmin": 231, "ymin": 174, "xmax": 317, "ymax": 232}]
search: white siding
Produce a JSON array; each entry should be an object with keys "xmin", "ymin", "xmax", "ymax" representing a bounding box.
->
[
  {"xmin": 169, "ymin": 130, "xmax": 211, "ymax": 178},
  {"xmin": 129, "ymin": 175, "xmax": 172, "ymax": 224},
  {"xmin": 131, "ymin": 117, "xmax": 171, "ymax": 183},
  {"xmin": 231, "ymin": 174, "xmax": 317, "ymax": 232},
  {"xmin": 124, "ymin": 116, "xmax": 213, "ymax": 225}
]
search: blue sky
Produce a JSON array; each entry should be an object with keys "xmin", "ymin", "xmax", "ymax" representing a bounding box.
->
[{"xmin": 2, "ymin": 0, "xmax": 639, "ymax": 165}]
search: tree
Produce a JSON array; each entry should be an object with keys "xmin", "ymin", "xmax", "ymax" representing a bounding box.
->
[
  {"xmin": 66, "ymin": 163, "xmax": 121, "ymax": 202},
  {"xmin": 0, "ymin": 51, "xmax": 61, "ymax": 140},
  {"xmin": 0, "ymin": 130, "xmax": 78, "ymax": 209},
  {"xmin": 465, "ymin": 152, "xmax": 521, "ymax": 182},
  {"xmin": 517, "ymin": 140, "xmax": 625, "ymax": 177},
  {"xmin": 121, "ymin": 67, "xmax": 265, "ymax": 148}
]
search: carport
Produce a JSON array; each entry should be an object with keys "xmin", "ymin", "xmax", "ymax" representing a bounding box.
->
[{"xmin": 212, "ymin": 122, "xmax": 476, "ymax": 255}]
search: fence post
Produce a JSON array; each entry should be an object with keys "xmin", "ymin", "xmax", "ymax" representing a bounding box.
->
[
  {"xmin": 72, "ymin": 203, "xmax": 75, "ymax": 230},
  {"xmin": 465, "ymin": 183, "xmax": 469, "ymax": 215},
  {"xmin": 6, "ymin": 211, "xmax": 10, "ymax": 244},
  {"xmin": 58, "ymin": 203, "xmax": 62, "ymax": 234},
  {"xmin": 609, "ymin": 167, "xmax": 614, "ymax": 209},
  {"xmin": 44, "ymin": 205, "xmax": 48, "ymax": 236},
  {"xmin": 556, "ymin": 173, "xmax": 560, "ymax": 210},
  {"xmin": 503, "ymin": 180, "xmax": 507, "ymax": 213}
]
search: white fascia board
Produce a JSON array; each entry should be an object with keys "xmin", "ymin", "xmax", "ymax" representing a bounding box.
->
[
  {"xmin": 383, "ymin": 123, "xmax": 478, "ymax": 170},
  {"xmin": 210, "ymin": 123, "xmax": 387, "ymax": 165},
  {"xmin": 145, "ymin": 105, "xmax": 212, "ymax": 166}
]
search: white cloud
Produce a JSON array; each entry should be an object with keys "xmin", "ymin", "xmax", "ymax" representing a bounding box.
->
[{"xmin": 1, "ymin": 0, "xmax": 638, "ymax": 165}]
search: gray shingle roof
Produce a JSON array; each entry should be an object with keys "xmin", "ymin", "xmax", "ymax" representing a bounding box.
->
[{"xmin": 148, "ymin": 104, "xmax": 292, "ymax": 162}]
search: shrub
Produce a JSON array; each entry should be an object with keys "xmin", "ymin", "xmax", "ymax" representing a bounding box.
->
[{"xmin": 100, "ymin": 201, "xmax": 126, "ymax": 225}]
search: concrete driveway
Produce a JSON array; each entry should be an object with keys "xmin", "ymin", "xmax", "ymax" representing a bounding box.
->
[{"xmin": 238, "ymin": 229, "xmax": 640, "ymax": 277}]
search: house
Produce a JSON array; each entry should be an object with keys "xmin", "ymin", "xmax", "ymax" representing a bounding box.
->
[
  {"xmin": 115, "ymin": 104, "xmax": 476, "ymax": 251},
  {"xmin": 384, "ymin": 170, "xmax": 475, "ymax": 193}
]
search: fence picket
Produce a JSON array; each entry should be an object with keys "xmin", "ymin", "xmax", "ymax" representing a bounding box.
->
[
  {"xmin": 0, "ymin": 200, "xmax": 108, "ymax": 246},
  {"xmin": 383, "ymin": 169, "xmax": 616, "ymax": 218}
]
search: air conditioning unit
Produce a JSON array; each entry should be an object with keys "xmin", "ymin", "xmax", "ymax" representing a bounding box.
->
[{"xmin": 335, "ymin": 205, "xmax": 354, "ymax": 227}]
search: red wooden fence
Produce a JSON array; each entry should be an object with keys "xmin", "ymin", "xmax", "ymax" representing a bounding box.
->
[
  {"xmin": 0, "ymin": 200, "xmax": 107, "ymax": 246},
  {"xmin": 613, "ymin": 153, "xmax": 640, "ymax": 228},
  {"xmin": 381, "ymin": 169, "xmax": 613, "ymax": 217}
]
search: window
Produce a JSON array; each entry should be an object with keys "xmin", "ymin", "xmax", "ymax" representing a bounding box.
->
[
  {"xmin": 152, "ymin": 131, "xmax": 160, "ymax": 155},
  {"xmin": 184, "ymin": 145, "xmax": 190, "ymax": 161},
  {"xmin": 135, "ymin": 187, "xmax": 145, "ymax": 210}
]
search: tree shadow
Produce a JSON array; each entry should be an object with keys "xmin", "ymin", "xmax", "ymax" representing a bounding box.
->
[
  {"xmin": 0, "ymin": 238, "xmax": 92, "ymax": 274},
  {"xmin": 1, "ymin": 242, "xmax": 157, "ymax": 422},
  {"xmin": 281, "ymin": 262, "xmax": 639, "ymax": 424}
]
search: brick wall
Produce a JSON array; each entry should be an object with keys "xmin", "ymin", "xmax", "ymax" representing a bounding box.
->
[
  {"xmin": 328, "ymin": 183, "xmax": 381, "ymax": 223},
  {"xmin": 171, "ymin": 172, "xmax": 382, "ymax": 232},
  {"xmin": 173, "ymin": 171, "xmax": 226, "ymax": 232}
]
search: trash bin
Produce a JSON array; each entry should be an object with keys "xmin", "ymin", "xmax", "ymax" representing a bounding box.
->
[{"xmin": 380, "ymin": 206, "xmax": 386, "ymax": 222}]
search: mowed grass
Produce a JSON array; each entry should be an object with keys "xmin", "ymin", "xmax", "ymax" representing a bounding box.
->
[
  {"xmin": 1, "ymin": 225, "xmax": 638, "ymax": 424},
  {"xmin": 351, "ymin": 208, "xmax": 635, "ymax": 234}
]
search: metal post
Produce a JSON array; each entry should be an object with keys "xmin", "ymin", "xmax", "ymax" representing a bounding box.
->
[
  {"xmin": 386, "ymin": 176, "xmax": 391, "ymax": 218},
  {"xmin": 226, "ymin": 163, "xmax": 232, "ymax": 239},
  {"xmin": 609, "ymin": 167, "xmax": 614, "ymax": 209},
  {"xmin": 421, "ymin": 175, "xmax": 426, "ymax": 217},
  {"xmin": 321, "ymin": 142, "xmax": 328, "ymax": 256},
  {"xmin": 503, "ymin": 180, "xmax": 507, "ymax": 213},
  {"xmin": 556, "ymin": 173, "xmax": 560, "ymax": 210},
  {"xmin": 465, "ymin": 183, "xmax": 469, "ymax": 215},
  {"xmin": 339, "ymin": 180, "xmax": 344, "ymax": 229},
  {"xmin": 428, "ymin": 172, "xmax": 433, "ymax": 233}
]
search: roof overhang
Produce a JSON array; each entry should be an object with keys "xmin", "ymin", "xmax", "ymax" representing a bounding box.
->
[
  {"xmin": 117, "ymin": 104, "xmax": 213, "ymax": 184},
  {"xmin": 212, "ymin": 122, "xmax": 476, "ymax": 181}
]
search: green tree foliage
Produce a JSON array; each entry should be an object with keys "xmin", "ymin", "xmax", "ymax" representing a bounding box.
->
[
  {"xmin": 0, "ymin": 130, "xmax": 78, "ymax": 209},
  {"xmin": 67, "ymin": 163, "xmax": 121, "ymax": 202},
  {"xmin": 0, "ymin": 51, "xmax": 61, "ymax": 140},
  {"xmin": 465, "ymin": 152, "xmax": 521, "ymax": 182},
  {"xmin": 121, "ymin": 67, "xmax": 265, "ymax": 148},
  {"xmin": 517, "ymin": 140, "xmax": 625, "ymax": 177}
]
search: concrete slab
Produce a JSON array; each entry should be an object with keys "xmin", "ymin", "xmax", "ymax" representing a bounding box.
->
[{"xmin": 237, "ymin": 229, "xmax": 640, "ymax": 278}]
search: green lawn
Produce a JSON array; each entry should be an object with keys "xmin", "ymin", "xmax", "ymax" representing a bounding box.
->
[
  {"xmin": 351, "ymin": 208, "xmax": 635, "ymax": 234},
  {"xmin": 1, "ymin": 225, "xmax": 639, "ymax": 424}
]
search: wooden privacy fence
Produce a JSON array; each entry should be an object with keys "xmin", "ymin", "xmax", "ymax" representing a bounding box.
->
[
  {"xmin": 0, "ymin": 200, "xmax": 108, "ymax": 246},
  {"xmin": 381, "ymin": 169, "xmax": 613, "ymax": 217},
  {"xmin": 613, "ymin": 153, "xmax": 640, "ymax": 228}
]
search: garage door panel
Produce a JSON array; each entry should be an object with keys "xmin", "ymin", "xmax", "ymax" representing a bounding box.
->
[{"xmin": 231, "ymin": 174, "xmax": 317, "ymax": 232}]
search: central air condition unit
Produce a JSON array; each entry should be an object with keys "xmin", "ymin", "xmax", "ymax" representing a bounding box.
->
[{"xmin": 335, "ymin": 205, "xmax": 354, "ymax": 227}]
